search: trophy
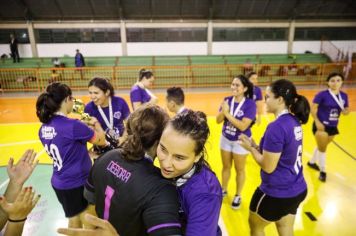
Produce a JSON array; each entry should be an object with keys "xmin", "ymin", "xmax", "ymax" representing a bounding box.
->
[
  {"xmin": 72, "ymin": 98, "xmax": 118, "ymax": 155},
  {"xmin": 72, "ymin": 98, "xmax": 91, "ymax": 122}
]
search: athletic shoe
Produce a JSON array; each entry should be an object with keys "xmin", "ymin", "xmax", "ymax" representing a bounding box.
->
[
  {"xmin": 319, "ymin": 172, "xmax": 327, "ymax": 182},
  {"xmin": 222, "ymin": 190, "xmax": 227, "ymax": 197},
  {"xmin": 231, "ymin": 195, "xmax": 241, "ymax": 209},
  {"xmin": 307, "ymin": 162, "xmax": 320, "ymax": 171}
]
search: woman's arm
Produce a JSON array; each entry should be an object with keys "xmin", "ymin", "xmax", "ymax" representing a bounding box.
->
[
  {"xmin": 255, "ymin": 100, "xmax": 263, "ymax": 125},
  {"xmin": 311, "ymin": 103, "xmax": 324, "ymax": 131}
]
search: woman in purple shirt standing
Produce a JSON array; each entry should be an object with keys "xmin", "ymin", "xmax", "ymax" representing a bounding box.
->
[
  {"xmin": 130, "ymin": 68, "xmax": 158, "ymax": 111},
  {"xmin": 240, "ymin": 79, "xmax": 310, "ymax": 236},
  {"xmin": 307, "ymin": 72, "xmax": 349, "ymax": 182},
  {"xmin": 216, "ymin": 75, "xmax": 256, "ymax": 209},
  {"xmin": 36, "ymin": 83, "xmax": 106, "ymax": 229},
  {"xmin": 85, "ymin": 77, "xmax": 130, "ymax": 149},
  {"xmin": 157, "ymin": 110, "xmax": 222, "ymax": 236}
]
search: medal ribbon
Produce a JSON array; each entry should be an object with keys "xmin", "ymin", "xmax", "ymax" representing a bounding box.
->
[{"xmin": 98, "ymin": 97, "xmax": 113, "ymax": 130}]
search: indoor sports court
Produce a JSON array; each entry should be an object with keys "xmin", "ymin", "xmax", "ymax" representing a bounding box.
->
[
  {"xmin": 1, "ymin": 0, "xmax": 356, "ymax": 235},
  {"xmin": 1, "ymin": 87, "xmax": 356, "ymax": 235}
]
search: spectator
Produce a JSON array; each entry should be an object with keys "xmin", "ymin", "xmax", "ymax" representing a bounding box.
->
[
  {"xmin": 75, "ymin": 49, "xmax": 85, "ymax": 67},
  {"xmin": 9, "ymin": 34, "xmax": 20, "ymax": 63}
]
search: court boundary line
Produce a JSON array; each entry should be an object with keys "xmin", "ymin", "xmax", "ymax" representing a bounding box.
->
[
  {"xmin": 332, "ymin": 140, "xmax": 356, "ymax": 161},
  {"xmin": 0, "ymin": 140, "xmax": 40, "ymax": 147}
]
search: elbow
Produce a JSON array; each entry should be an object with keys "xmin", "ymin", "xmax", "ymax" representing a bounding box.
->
[{"xmin": 261, "ymin": 164, "xmax": 276, "ymax": 174}]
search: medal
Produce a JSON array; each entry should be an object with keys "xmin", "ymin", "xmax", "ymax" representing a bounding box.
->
[
  {"xmin": 328, "ymin": 89, "xmax": 344, "ymax": 110},
  {"xmin": 98, "ymin": 97, "xmax": 114, "ymax": 131}
]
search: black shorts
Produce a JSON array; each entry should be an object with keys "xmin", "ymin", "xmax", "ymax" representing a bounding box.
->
[
  {"xmin": 312, "ymin": 122, "xmax": 339, "ymax": 136},
  {"xmin": 53, "ymin": 185, "xmax": 88, "ymax": 218},
  {"xmin": 249, "ymin": 188, "xmax": 307, "ymax": 222}
]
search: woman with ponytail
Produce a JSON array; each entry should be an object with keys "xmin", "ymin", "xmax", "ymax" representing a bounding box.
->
[
  {"xmin": 84, "ymin": 105, "xmax": 182, "ymax": 236},
  {"xmin": 239, "ymin": 79, "xmax": 310, "ymax": 236},
  {"xmin": 130, "ymin": 68, "xmax": 158, "ymax": 111},
  {"xmin": 36, "ymin": 82, "xmax": 106, "ymax": 229}
]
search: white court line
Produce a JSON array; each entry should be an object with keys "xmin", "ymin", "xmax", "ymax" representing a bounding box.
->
[
  {"xmin": 0, "ymin": 122, "xmax": 41, "ymax": 126},
  {"xmin": 0, "ymin": 148, "xmax": 46, "ymax": 191},
  {"xmin": 218, "ymin": 216, "xmax": 228, "ymax": 236},
  {"xmin": 333, "ymin": 172, "xmax": 346, "ymax": 181},
  {"xmin": 304, "ymin": 151, "xmax": 312, "ymax": 158},
  {"xmin": 0, "ymin": 140, "xmax": 40, "ymax": 148},
  {"xmin": 0, "ymin": 179, "xmax": 10, "ymax": 191}
]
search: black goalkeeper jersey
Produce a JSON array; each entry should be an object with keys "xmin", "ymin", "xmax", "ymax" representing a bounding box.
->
[{"xmin": 84, "ymin": 149, "xmax": 182, "ymax": 236}]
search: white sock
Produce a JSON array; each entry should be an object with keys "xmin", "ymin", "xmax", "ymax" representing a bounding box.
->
[
  {"xmin": 319, "ymin": 151, "xmax": 326, "ymax": 172},
  {"xmin": 310, "ymin": 148, "xmax": 319, "ymax": 163}
]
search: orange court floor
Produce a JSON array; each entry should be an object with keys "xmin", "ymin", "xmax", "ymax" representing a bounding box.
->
[{"xmin": 0, "ymin": 87, "xmax": 356, "ymax": 236}]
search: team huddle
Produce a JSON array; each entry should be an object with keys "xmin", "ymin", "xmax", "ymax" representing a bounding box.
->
[{"xmin": 31, "ymin": 70, "xmax": 350, "ymax": 235}]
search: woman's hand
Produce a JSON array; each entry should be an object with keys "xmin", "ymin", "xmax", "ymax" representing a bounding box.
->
[
  {"xmin": 221, "ymin": 101, "xmax": 230, "ymax": 115},
  {"xmin": 0, "ymin": 187, "xmax": 40, "ymax": 221},
  {"xmin": 7, "ymin": 149, "xmax": 38, "ymax": 186},
  {"xmin": 315, "ymin": 121, "xmax": 325, "ymax": 131},
  {"xmin": 57, "ymin": 214, "xmax": 119, "ymax": 236},
  {"xmin": 238, "ymin": 134, "xmax": 253, "ymax": 152}
]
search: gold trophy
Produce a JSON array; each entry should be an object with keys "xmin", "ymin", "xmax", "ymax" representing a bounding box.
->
[{"xmin": 72, "ymin": 98, "xmax": 91, "ymax": 122}]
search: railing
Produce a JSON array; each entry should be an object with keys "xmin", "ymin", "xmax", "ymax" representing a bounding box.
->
[
  {"xmin": 0, "ymin": 63, "xmax": 355, "ymax": 92},
  {"xmin": 321, "ymin": 39, "xmax": 344, "ymax": 62}
]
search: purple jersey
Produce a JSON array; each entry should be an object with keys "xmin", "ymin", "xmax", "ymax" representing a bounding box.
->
[
  {"xmin": 178, "ymin": 166, "xmax": 222, "ymax": 236},
  {"xmin": 313, "ymin": 90, "xmax": 349, "ymax": 127},
  {"xmin": 259, "ymin": 113, "xmax": 307, "ymax": 198},
  {"xmin": 221, "ymin": 96, "xmax": 256, "ymax": 140},
  {"xmin": 39, "ymin": 115, "xmax": 94, "ymax": 189},
  {"xmin": 253, "ymin": 86, "xmax": 263, "ymax": 101},
  {"xmin": 84, "ymin": 96, "xmax": 130, "ymax": 136},
  {"xmin": 130, "ymin": 84, "xmax": 151, "ymax": 109}
]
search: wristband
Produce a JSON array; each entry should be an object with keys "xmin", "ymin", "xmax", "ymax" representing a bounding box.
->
[{"xmin": 8, "ymin": 217, "xmax": 27, "ymax": 223}]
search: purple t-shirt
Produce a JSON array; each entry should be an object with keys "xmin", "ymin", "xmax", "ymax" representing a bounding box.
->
[
  {"xmin": 253, "ymin": 86, "xmax": 263, "ymax": 101},
  {"xmin": 39, "ymin": 115, "xmax": 94, "ymax": 189},
  {"xmin": 221, "ymin": 96, "xmax": 256, "ymax": 140},
  {"xmin": 259, "ymin": 113, "xmax": 307, "ymax": 198},
  {"xmin": 130, "ymin": 84, "xmax": 151, "ymax": 109},
  {"xmin": 313, "ymin": 90, "xmax": 349, "ymax": 127},
  {"xmin": 178, "ymin": 166, "xmax": 222, "ymax": 236},
  {"xmin": 84, "ymin": 96, "xmax": 130, "ymax": 136}
]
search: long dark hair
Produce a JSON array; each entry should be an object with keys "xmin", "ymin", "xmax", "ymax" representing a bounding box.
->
[
  {"xmin": 234, "ymin": 74, "xmax": 254, "ymax": 99},
  {"xmin": 36, "ymin": 82, "xmax": 72, "ymax": 123},
  {"xmin": 139, "ymin": 68, "xmax": 153, "ymax": 81},
  {"xmin": 88, "ymin": 77, "xmax": 115, "ymax": 97},
  {"xmin": 169, "ymin": 110, "xmax": 210, "ymax": 171},
  {"xmin": 120, "ymin": 105, "xmax": 169, "ymax": 161},
  {"xmin": 270, "ymin": 79, "xmax": 310, "ymax": 124}
]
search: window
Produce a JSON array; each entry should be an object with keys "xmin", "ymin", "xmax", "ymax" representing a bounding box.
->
[
  {"xmin": 213, "ymin": 28, "xmax": 288, "ymax": 41},
  {"xmin": 0, "ymin": 29, "xmax": 30, "ymax": 44},
  {"xmin": 295, "ymin": 27, "xmax": 356, "ymax": 41},
  {"xmin": 126, "ymin": 28, "xmax": 207, "ymax": 42},
  {"xmin": 35, "ymin": 29, "xmax": 121, "ymax": 43}
]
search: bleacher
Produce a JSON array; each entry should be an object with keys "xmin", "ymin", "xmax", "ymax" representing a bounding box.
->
[{"xmin": 0, "ymin": 53, "xmax": 342, "ymax": 92}]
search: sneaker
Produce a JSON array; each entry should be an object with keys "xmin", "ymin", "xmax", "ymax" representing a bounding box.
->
[
  {"xmin": 222, "ymin": 190, "xmax": 227, "ymax": 197},
  {"xmin": 319, "ymin": 172, "xmax": 327, "ymax": 182},
  {"xmin": 231, "ymin": 195, "xmax": 241, "ymax": 209},
  {"xmin": 307, "ymin": 162, "xmax": 320, "ymax": 171}
]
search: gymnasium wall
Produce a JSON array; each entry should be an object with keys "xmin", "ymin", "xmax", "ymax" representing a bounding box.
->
[{"xmin": 1, "ymin": 40, "xmax": 355, "ymax": 58}]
